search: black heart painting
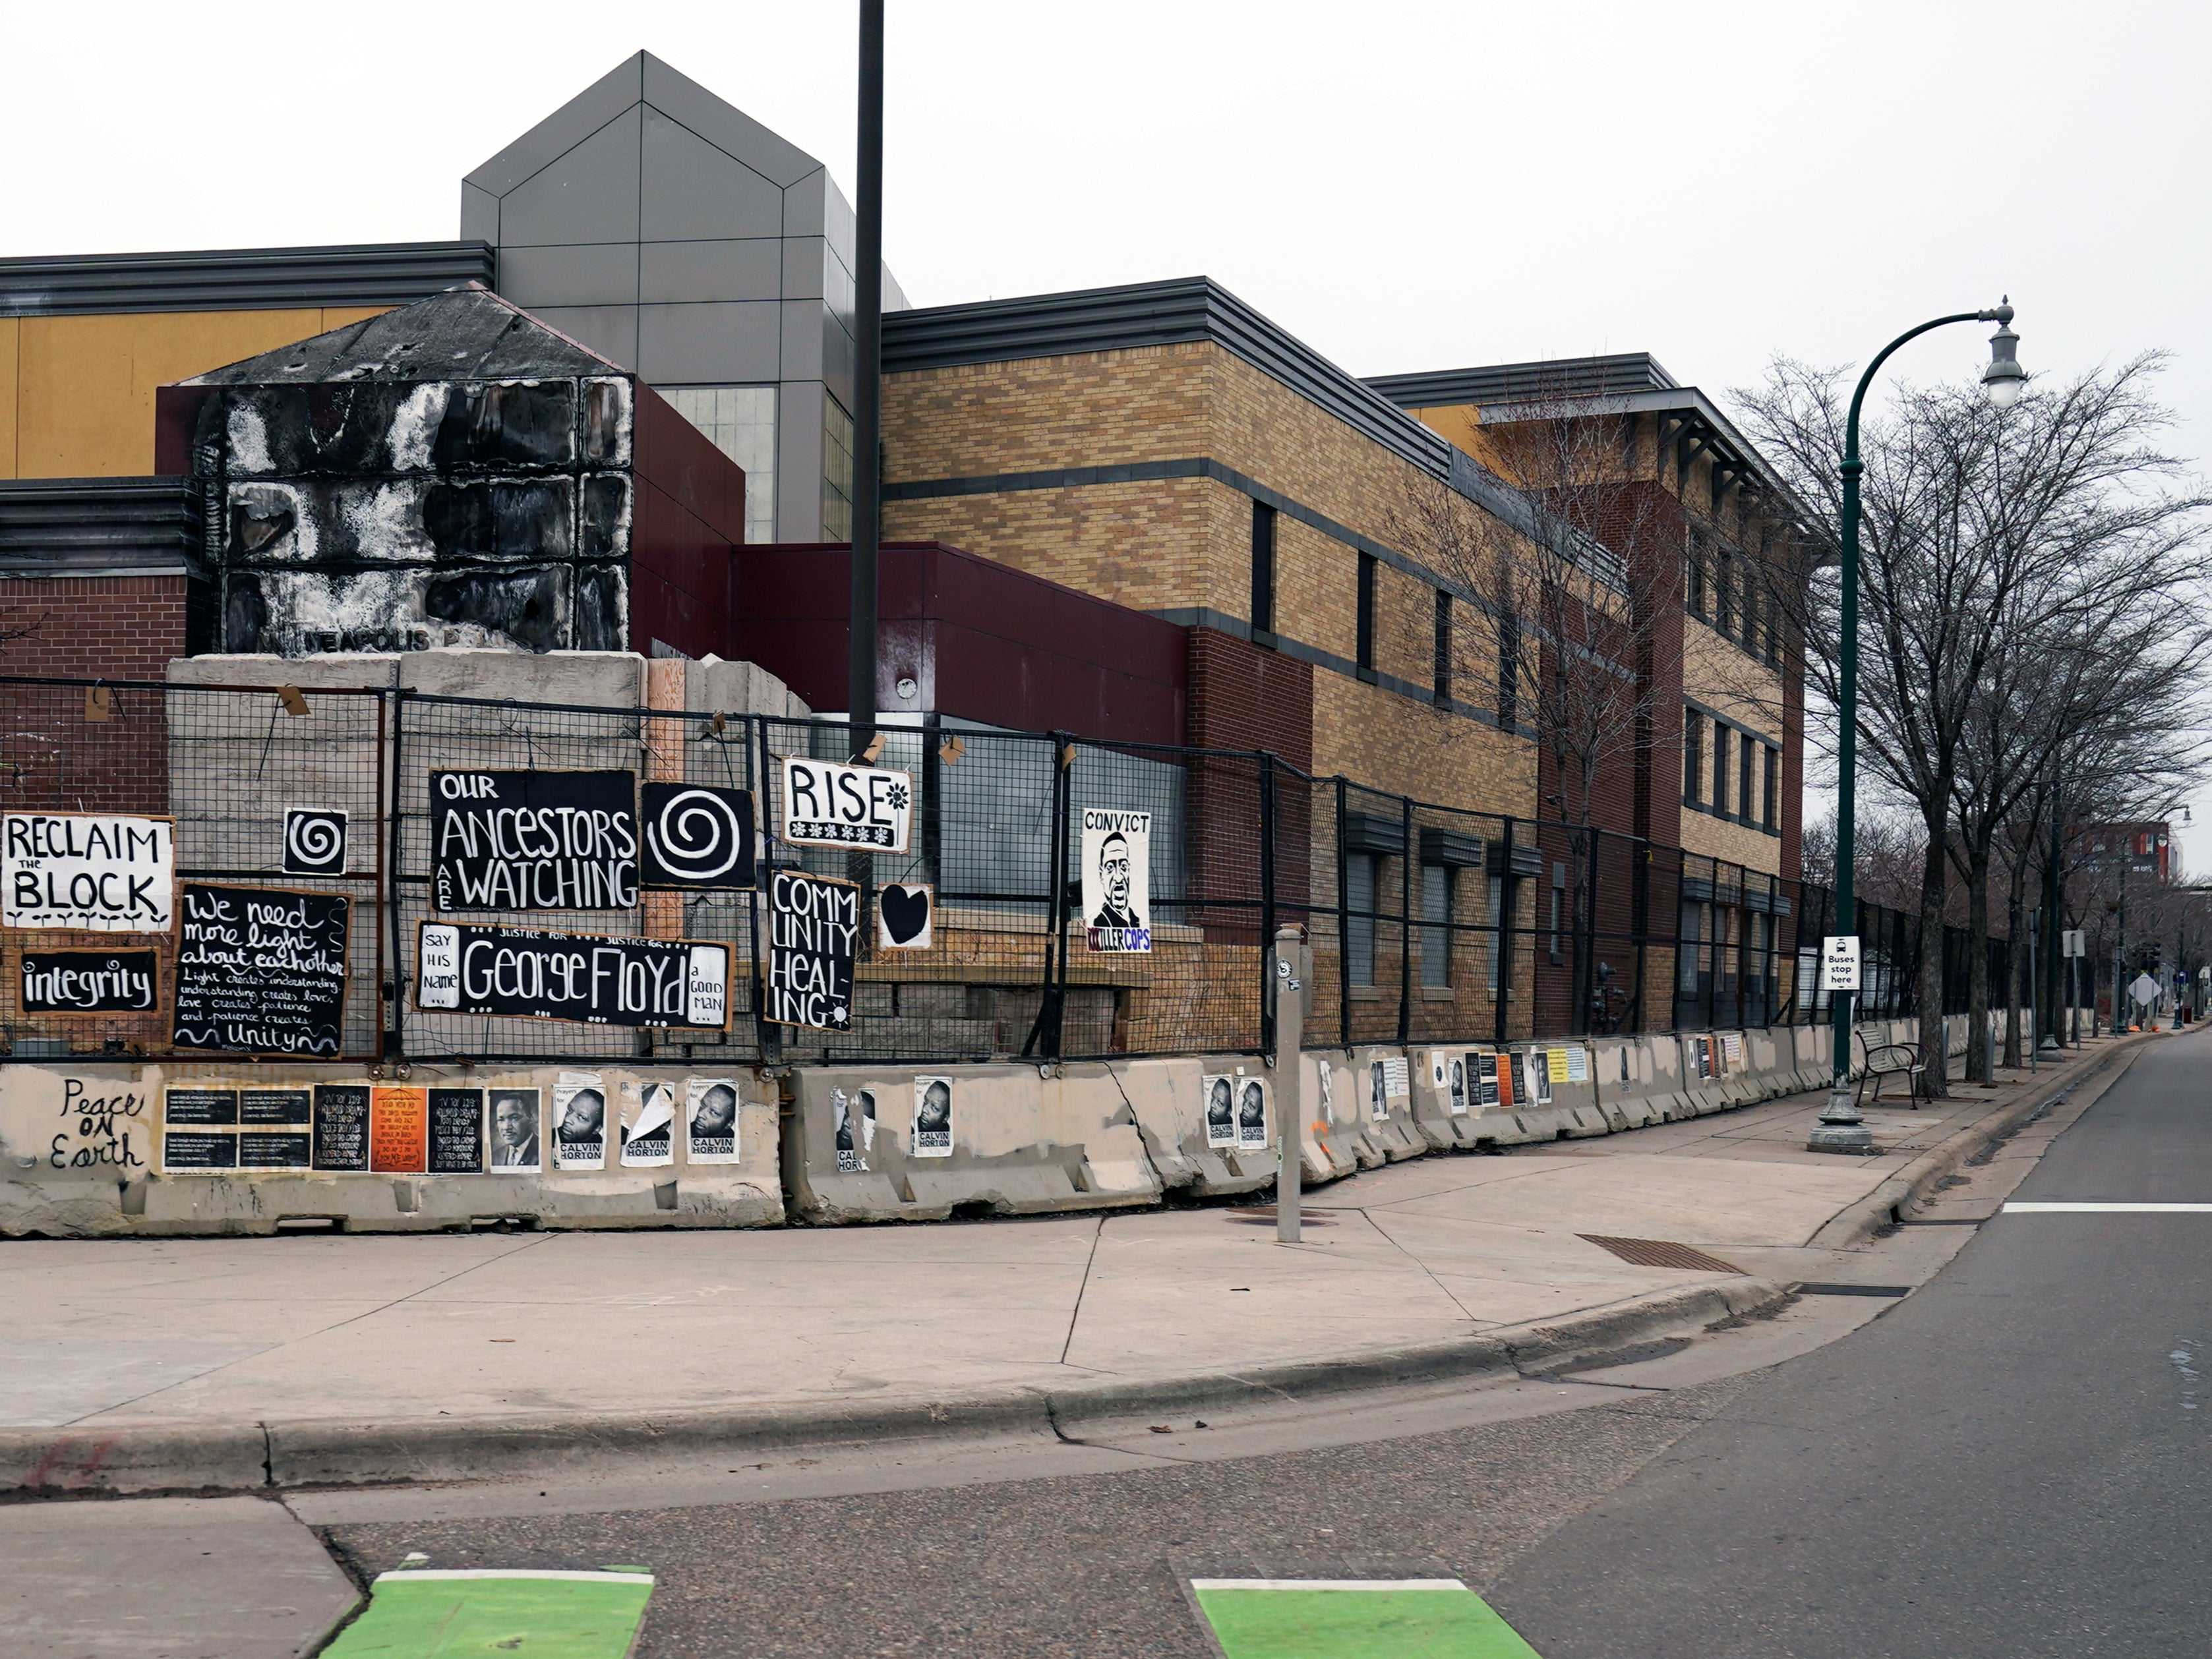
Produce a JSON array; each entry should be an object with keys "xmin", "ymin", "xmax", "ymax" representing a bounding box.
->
[{"xmin": 880, "ymin": 883, "xmax": 932, "ymax": 946}]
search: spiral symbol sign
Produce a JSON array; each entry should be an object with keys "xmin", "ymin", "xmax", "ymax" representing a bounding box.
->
[
  {"xmin": 640, "ymin": 782, "xmax": 756, "ymax": 890},
  {"xmin": 282, "ymin": 807, "xmax": 348, "ymax": 876}
]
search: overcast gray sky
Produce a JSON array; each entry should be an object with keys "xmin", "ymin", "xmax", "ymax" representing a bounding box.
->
[{"xmin": 11, "ymin": 0, "xmax": 2208, "ymax": 860}]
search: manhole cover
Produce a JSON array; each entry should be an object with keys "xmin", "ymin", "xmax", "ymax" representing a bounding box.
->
[{"xmin": 1578, "ymin": 1234, "xmax": 1744, "ymax": 1273}]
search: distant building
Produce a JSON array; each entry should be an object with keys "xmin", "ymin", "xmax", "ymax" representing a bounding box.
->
[{"xmin": 2085, "ymin": 822, "xmax": 2174, "ymax": 883}]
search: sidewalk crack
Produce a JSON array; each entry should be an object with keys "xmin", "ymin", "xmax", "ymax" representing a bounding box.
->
[
  {"xmin": 1352, "ymin": 1208, "xmax": 1484, "ymax": 1325},
  {"xmin": 1058, "ymin": 1214, "xmax": 1106, "ymax": 1365}
]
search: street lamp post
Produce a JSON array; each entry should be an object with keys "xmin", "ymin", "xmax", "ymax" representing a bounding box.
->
[{"xmin": 1809, "ymin": 303, "xmax": 2024, "ymax": 1154}]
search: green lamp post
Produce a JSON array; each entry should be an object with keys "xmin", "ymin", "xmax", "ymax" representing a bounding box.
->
[{"xmin": 1807, "ymin": 302, "xmax": 2025, "ymax": 1154}]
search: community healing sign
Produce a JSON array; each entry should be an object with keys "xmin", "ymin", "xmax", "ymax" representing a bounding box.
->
[
  {"xmin": 766, "ymin": 868, "xmax": 857, "ymax": 1032},
  {"xmin": 171, "ymin": 884, "xmax": 351, "ymax": 1056},
  {"xmin": 1080, "ymin": 808, "xmax": 1152, "ymax": 952},
  {"xmin": 779, "ymin": 757, "xmax": 911, "ymax": 854},
  {"xmin": 414, "ymin": 922, "xmax": 731, "ymax": 1031},
  {"xmin": 1, "ymin": 812, "xmax": 174, "ymax": 932},
  {"xmin": 429, "ymin": 770, "xmax": 640, "ymax": 913}
]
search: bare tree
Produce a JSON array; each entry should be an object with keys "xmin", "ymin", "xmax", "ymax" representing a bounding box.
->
[{"xmin": 1737, "ymin": 353, "xmax": 2211, "ymax": 1093}]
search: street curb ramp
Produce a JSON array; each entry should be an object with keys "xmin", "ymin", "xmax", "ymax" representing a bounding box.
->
[{"xmin": 0, "ymin": 1278, "xmax": 1787, "ymax": 1497}]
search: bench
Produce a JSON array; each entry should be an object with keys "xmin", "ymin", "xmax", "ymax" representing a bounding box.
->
[{"xmin": 1855, "ymin": 1034, "xmax": 1926, "ymax": 1107}]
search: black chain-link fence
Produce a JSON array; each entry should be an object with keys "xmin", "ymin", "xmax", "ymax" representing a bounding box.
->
[{"xmin": 0, "ymin": 674, "xmax": 1991, "ymax": 1066}]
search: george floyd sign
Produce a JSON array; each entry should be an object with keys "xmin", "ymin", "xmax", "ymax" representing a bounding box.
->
[{"xmin": 415, "ymin": 921, "xmax": 730, "ymax": 1030}]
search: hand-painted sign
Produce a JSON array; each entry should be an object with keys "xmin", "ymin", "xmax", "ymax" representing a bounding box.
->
[
  {"xmin": 414, "ymin": 921, "xmax": 731, "ymax": 1030},
  {"xmin": 877, "ymin": 882, "xmax": 934, "ymax": 950},
  {"xmin": 1081, "ymin": 809, "xmax": 1151, "ymax": 952},
  {"xmin": 780, "ymin": 757, "xmax": 912, "ymax": 853},
  {"xmin": 18, "ymin": 949, "xmax": 159, "ymax": 1014},
  {"xmin": 282, "ymin": 807, "xmax": 349, "ymax": 877},
  {"xmin": 640, "ymin": 782, "xmax": 756, "ymax": 890},
  {"xmin": 171, "ymin": 884, "xmax": 350, "ymax": 1056},
  {"xmin": 2, "ymin": 813, "xmax": 173, "ymax": 932},
  {"xmin": 430, "ymin": 771, "xmax": 639, "ymax": 912},
  {"xmin": 766, "ymin": 869, "xmax": 858, "ymax": 1031}
]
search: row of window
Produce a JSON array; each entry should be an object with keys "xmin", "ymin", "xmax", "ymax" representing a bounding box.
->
[
  {"xmin": 1346, "ymin": 856, "xmax": 1507, "ymax": 990},
  {"xmin": 1685, "ymin": 543, "xmax": 1783, "ymax": 668},
  {"xmin": 1683, "ymin": 710, "xmax": 1780, "ymax": 830}
]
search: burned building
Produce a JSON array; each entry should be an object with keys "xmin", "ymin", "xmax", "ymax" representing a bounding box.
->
[{"xmin": 154, "ymin": 284, "xmax": 745, "ymax": 658}]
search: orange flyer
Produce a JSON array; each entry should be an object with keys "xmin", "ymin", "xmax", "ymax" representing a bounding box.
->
[{"xmin": 369, "ymin": 1086, "xmax": 427, "ymax": 1173}]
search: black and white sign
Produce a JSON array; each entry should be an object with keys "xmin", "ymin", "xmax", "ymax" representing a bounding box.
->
[
  {"xmin": 488, "ymin": 1088, "xmax": 541, "ymax": 1171},
  {"xmin": 911, "ymin": 1075, "xmax": 953, "ymax": 1157},
  {"xmin": 415, "ymin": 922, "xmax": 730, "ymax": 1030},
  {"xmin": 1081, "ymin": 809, "xmax": 1151, "ymax": 952},
  {"xmin": 162, "ymin": 1130, "xmax": 237, "ymax": 1172},
  {"xmin": 171, "ymin": 885, "xmax": 349, "ymax": 1057},
  {"xmin": 1236, "ymin": 1077, "xmax": 1269, "ymax": 1151},
  {"xmin": 431, "ymin": 770, "xmax": 639, "ymax": 912},
  {"xmin": 621, "ymin": 1081, "xmax": 674, "ymax": 1168},
  {"xmin": 1818, "ymin": 935, "xmax": 1861, "ymax": 993},
  {"xmin": 429, "ymin": 1088, "xmax": 485, "ymax": 1173},
  {"xmin": 878, "ymin": 883, "xmax": 934, "ymax": 950},
  {"xmin": 780, "ymin": 757, "xmax": 912, "ymax": 853},
  {"xmin": 766, "ymin": 869, "xmax": 858, "ymax": 1032},
  {"xmin": 1202, "ymin": 1074, "xmax": 1236, "ymax": 1148},
  {"xmin": 641, "ymin": 782, "xmax": 756, "ymax": 890},
  {"xmin": 241, "ymin": 1086, "xmax": 312, "ymax": 1170},
  {"xmin": 2, "ymin": 812, "xmax": 173, "ymax": 932},
  {"xmin": 313, "ymin": 1084, "xmax": 370, "ymax": 1171},
  {"xmin": 19, "ymin": 949, "xmax": 158, "ymax": 1014},
  {"xmin": 684, "ymin": 1078, "xmax": 740, "ymax": 1165},
  {"xmin": 553, "ymin": 1072, "xmax": 606, "ymax": 1171},
  {"xmin": 283, "ymin": 807, "xmax": 349, "ymax": 877}
]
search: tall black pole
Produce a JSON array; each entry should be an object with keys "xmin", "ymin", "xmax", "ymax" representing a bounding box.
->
[{"xmin": 847, "ymin": 0, "xmax": 885, "ymax": 757}]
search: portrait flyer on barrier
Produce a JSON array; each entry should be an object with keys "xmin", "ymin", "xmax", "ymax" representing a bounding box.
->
[
  {"xmin": 766, "ymin": 869, "xmax": 856, "ymax": 1031},
  {"xmin": 684, "ymin": 1078, "xmax": 740, "ymax": 1165},
  {"xmin": 911, "ymin": 1076, "xmax": 953, "ymax": 1157},
  {"xmin": 171, "ymin": 884, "xmax": 349, "ymax": 1057},
  {"xmin": 1202, "ymin": 1074, "xmax": 1237, "ymax": 1148},
  {"xmin": 640, "ymin": 782, "xmax": 756, "ymax": 890},
  {"xmin": 1236, "ymin": 1077, "xmax": 1269, "ymax": 1150},
  {"xmin": 1081, "ymin": 809, "xmax": 1151, "ymax": 952},
  {"xmin": 1, "ymin": 811, "xmax": 174, "ymax": 932},
  {"xmin": 489, "ymin": 1088, "xmax": 541, "ymax": 1171},
  {"xmin": 780, "ymin": 756, "xmax": 911, "ymax": 853},
  {"xmin": 833, "ymin": 1086, "xmax": 878, "ymax": 1172},
  {"xmin": 415, "ymin": 922, "xmax": 730, "ymax": 1031},
  {"xmin": 430, "ymin": 769, "xmax": 639, "ymax": 912},
  {"xmin": 553, "ymin": 1072, "xmax": 606, "ymax": 1170},
  {"xmin": 620, "ymin": 1081, "xmax": 674, "ymax": 1167}
]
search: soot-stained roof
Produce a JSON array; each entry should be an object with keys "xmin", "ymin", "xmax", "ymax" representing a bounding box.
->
[{"xmin": 178, "ymin": 283, "xmax": 622, "ymax": 388}]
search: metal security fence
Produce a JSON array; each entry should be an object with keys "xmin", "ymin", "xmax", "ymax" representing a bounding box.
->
[{"xmin": 0, "ymin": 674, "xmax": 2001, "ymax": 1066}]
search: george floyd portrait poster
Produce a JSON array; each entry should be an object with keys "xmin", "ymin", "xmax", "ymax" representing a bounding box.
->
[{"xmin": 1080, "ymin": 809, "xmax": 1151, "ymax": 953}]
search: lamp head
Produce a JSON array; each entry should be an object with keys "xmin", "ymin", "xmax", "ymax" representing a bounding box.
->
[{"xmin": 1982, "ymin": 296, "xmax": 2025, "ymax": 409}]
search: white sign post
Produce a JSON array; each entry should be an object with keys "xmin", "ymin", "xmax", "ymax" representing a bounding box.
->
[{"xmin": 1818, "ymin": 935, "xmax": 1862, "ymax": 993}]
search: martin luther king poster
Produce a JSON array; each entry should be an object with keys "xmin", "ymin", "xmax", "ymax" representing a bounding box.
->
[{"xmin": 1081, "ymin": 809, "xmax": 1151, "ymax": 952}]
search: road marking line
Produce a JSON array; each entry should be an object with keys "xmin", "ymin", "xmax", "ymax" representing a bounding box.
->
[
  {"xmin": 2003, "ymin": 1202, "xmax": 2212, "ymax": 1212},
  {"xmin": 372, "ymin": 1568, "xmax": 655, "ymax": 1583},
  {"xmin": 1191, "ymin": 1578, "xmax": 1471, "ymax": 1592}
]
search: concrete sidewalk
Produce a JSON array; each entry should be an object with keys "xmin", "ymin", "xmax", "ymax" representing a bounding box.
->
[{"xmin": 0, "ymin": 1035, "xmax": 2148, "ymax": 1494}]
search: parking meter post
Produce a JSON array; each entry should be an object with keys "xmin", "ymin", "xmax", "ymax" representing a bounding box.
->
[{"xmin": 1273, "ymin": 925, "xmax": 1308, "ymax": 1245}]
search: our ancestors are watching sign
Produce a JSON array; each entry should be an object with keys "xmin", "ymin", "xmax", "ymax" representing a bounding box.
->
[
  {"xmin": 780, "ymin": 757, "xmax": 912, "ymax": 854},
  {"xmin": 767, "ymin": 869, "xmax": 858, "ymax": 1031},
  {"xmin": 415, "ymin": 921, "xmax": 731, "ymax": 1031},
  {"xmin": 430, "ymin": 771, "xmax": 640, "ymax": 912},
  {"xmin": 2, "ymin": 812, "xmax": 174, "ymax": 932}
]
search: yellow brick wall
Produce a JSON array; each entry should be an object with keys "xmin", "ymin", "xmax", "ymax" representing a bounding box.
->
[
  {"xmin": 1311, "ymin": 670, "xmax": 1533, "ymax": 815},
  {"xmin": 5, "ymin": 306, "xmax": 389, "ymax": 479}
]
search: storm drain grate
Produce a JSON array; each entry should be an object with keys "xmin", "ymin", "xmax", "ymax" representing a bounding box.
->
[{"xmin": 1578, "ymin": 1235, "xmax": 1745, "ymax": 1273}]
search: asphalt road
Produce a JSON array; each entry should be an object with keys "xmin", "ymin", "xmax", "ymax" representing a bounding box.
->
[
  {"xmin": 311, "ymin": 1033, "xmax": 2211, "ymax": 1657},
  {"xmin": 1487, "ymin": 1025, "xmax": 2212, "ymax": 1657}
]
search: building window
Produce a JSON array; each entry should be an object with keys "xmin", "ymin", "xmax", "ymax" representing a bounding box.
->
[
  {"xmin": 1549, "ymin": 861, "xmax": 1567, "ymax": 966},
  {"xmin": 1683, "ymin": 707, "xmax": 1702, "ymax": 805},
  {"xmin": 1763, "ymin": 743, "xmax": 1779, "ymax": 830},
  {"xmin": 1356, "ymin": 552, "xmax": 1377, "ymax": 678},
  {"xmin": 659, "ymin": 386, "xmax": 777, "ymax": 544},
  {"xmin": 821, "ymin": 395, "xmax": 856, "ymax": 542},
  {"xmin": 1250, "ymin": 500, "xmax": 1276, "ymax": 639},
  {"xmin": 1685, "ymin": 546, "xmax": 1706, "ymax": 617},
  {"xmin": 1347, "ymin": 852, "xmax": 1378, "ymax": 986},
  {"xmin": 1498, "ymin": 614, "xmax": 1520, "ymax": 728},
  {"xmin": 1486, "ymin": 874, "xmax": 1505, "ymax": 993},
  {"xmin": 1764, "ymin": 590, "xmax": 1783, "ymax": 668},
  {"xmin": 1421, "ymin": 863, "xmax": 1453, "ymax": 987},
  {"xmin": 1712, "ymin": 717, "xmax": 1728, "ymax": 813},
  {"xmin": 1432, "ymin": 589, "xmax": 1452, "ymax": 705},
  {"xmin": 1715, "ymin": 550, "xmax": 1734, "ymax": 634},
  {"xmin": 1739, "ymin": 732, "xmax": 1755, "ymax": 819}
]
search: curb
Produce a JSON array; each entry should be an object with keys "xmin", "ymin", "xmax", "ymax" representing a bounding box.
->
[
  {"xmin": 0, "ymin": 1277, "xmax": 1788, "ymax": 1498},
  {"xmin": 1805, "ymin": 1033, "xmax": 2156, "ymax": 1253}
]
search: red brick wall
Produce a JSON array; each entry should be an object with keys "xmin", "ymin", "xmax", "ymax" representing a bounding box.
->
[
  {"xmin": 0, "ymin": 576, "xmax": 190, "ymax": 682},
  {"xmin": 1185, "ymin": 627, "xmax": 1315, "ymax": 935}
]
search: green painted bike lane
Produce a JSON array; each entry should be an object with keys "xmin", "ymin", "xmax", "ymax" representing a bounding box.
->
[
  {"xmin": 1191, "ymin": 1577, "xmax": 1543, "ymax": 1658},
  {"xmin": 321, "ymin": 1568, "xmax": 653, "ymax": 1657}
]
